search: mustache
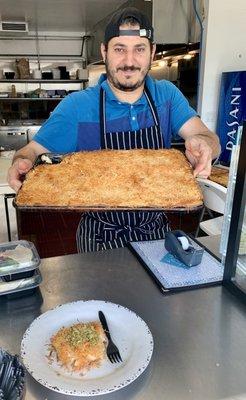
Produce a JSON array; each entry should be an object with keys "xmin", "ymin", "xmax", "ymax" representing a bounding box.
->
[{"xmin": 116, "ymin": 66, "xmax": 141, "ymax": 72}]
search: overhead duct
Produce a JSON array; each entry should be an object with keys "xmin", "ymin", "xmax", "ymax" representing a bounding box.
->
[{"xmin": 0, "ymin": 21, "xmax": 29, "ymax": 35}]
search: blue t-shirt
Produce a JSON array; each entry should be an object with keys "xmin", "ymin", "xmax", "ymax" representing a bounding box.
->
[{"xmin": 34, "ymin": 74, "xmax": 197, "ymax": 152}]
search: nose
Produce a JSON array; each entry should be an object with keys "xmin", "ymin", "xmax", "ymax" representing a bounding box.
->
[{"xmin": 123, "ymin": 50, "xmax": 136, "ymax": 66}]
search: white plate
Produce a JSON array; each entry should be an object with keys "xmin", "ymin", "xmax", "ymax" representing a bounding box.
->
[{"xmin": 21, "ymin": 300, "xmax": 154, "ymax": 396}]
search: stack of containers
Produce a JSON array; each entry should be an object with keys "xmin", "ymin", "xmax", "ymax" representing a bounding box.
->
[{"xmin": 0, "ymin": 240, "xmax": 42, "ymax": 298}]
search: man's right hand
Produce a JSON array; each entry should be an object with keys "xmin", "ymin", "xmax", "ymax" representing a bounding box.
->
[{"xmin": 8, "ymin": 158, "xmax": 33, "ymax": 192}]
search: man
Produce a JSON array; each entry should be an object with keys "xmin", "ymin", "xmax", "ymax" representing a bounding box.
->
[{"xmin": 8, "ymin": 7, "xmax": 221, "ymax": 252}]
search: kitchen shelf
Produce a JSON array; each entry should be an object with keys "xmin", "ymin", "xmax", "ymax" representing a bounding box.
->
[
  {"xmin": 0, "ymin": 78, "xmax": 88, "ymax": 120},
  {"xmin": 0, "ymin": 98, "xmax": 63, "ymax": 101},
  {"xmin": 0, "ymin": 79, "xmax": 88, "ymax": 83}
]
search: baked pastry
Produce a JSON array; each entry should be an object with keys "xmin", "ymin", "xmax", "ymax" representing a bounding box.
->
[
  {"xmin": 209, "ymin": 166, "xmax": 229, "ymax": 187},
  {"xmin": 16, "ymin": 149, "xmax": 203, "ymax": 209},
  {"xmin": 50, "ymin": 322, "xmax": 107, "ymax": 373}
]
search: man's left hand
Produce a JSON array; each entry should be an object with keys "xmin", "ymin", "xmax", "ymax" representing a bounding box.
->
[
  {"xmin": 185, "ymin": 135, "xmax": 213, "ymax": 178},
  {"xmin": 178, "ymin": 116, "xmax": 221, "ymax": 178}
]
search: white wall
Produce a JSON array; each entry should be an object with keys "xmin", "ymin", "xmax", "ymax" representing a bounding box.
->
[
  {"xmin": 153, "ymin": 0, "xmax": 190, "ymax": 43},
  {"xmin": 198, "ymin": 0, "xmax": 246, "ymax": 131},
  {"xmin": 153, "ymin": 0, "xmax": 205, "ymax": 44}
]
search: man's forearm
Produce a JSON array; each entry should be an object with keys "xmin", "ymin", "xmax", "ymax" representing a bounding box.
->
[
  {"xmin": 192, "ymin": 131, "xmax": 221, "ymax": 159},
  {"xmin": 12, "ymin": 141, "xmax": 49, "ymax": 165},
  {"xmin": 12, "ymin": 146, "xmax": 38, "ymax": 165},
  {"xmin": 179, "ymin": 117, "xmax": 221, "ymax": 160}
]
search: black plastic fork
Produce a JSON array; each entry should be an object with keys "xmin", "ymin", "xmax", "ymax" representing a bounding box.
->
[{"xmin": 98, "ymin": 311, "xmax": 122, "ymax": 363}]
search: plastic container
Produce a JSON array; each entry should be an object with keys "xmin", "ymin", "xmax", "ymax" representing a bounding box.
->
[
  {"xmin": 2, "ymin": 288, "xmax": 43, "ymax": 311},
  {"xmin": 0, "ymin": 240, "xmax": 42, "ymax": 298},
  {"xmin": 0, "ymin": 269, "xmax": 42, "ymax": 297},
  {"xmin": 0, "ymin": 240, "xmax": 40, "ymax": 278}
]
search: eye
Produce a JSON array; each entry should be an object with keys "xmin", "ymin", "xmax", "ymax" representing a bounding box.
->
[
  {"xmin": 114, "ymin": 47, "xmax": 125, "ymax": 53},
  {"xmin": 136, "ymin": 47, "xmax": 145, "ymax": 53}
]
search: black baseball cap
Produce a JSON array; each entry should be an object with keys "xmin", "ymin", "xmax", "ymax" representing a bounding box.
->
[{"xmin": 104, "ymin": 7, "xmax": 154, "ymax": 44}]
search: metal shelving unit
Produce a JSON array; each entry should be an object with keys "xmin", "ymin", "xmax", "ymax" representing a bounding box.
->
[
  {"xmin": 0, "ymin": 79, "xmax": 88, "ymax": 83},
  {"xmin": 0, "ymin": 98, "xmax": 64, "ymax": 101},
  {"xmin": 0, "ymin": 79, "xmax": 89, "ymax": 104},
  {"xmin": 0, "ymin": 79, "xmax": 88, "ymax": 89}
]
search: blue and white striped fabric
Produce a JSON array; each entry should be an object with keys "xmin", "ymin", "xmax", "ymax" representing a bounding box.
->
[
  {"xmin": 77, "ymin": 211, "xmax": 169, "ymax": 252},
  {"xmin": 76, "ymin": 86, "xmax": 170, "ymax": 253}
]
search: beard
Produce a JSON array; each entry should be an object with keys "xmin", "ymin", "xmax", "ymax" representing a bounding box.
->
[{"xmin": 105, "ymin": 57, "xmax": 151, "ymax": 92}]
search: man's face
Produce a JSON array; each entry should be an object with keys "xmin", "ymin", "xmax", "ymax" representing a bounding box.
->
[{"xmin": 101, "ymin": 24, "xmax": 156, "ymax": 92}]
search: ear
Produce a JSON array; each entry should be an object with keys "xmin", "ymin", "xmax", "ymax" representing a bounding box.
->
[
  {"xmin": 151, "ymin": 43, "xmax": 156, "ymax": 62},
  {"xmin": 101, "ymin": 43, "xmax": 107, "ymax": 62}
]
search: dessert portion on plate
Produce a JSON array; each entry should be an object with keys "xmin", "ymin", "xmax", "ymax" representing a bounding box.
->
[
  {"xmin": 49, "ymin": 322, "xmax": 107, "ymax": 374},
  {"xmin": 21, "ymin": 300, "xmax": 154, "ymax": 396},
  {"xmin": 16, "ymin": 149, "xmax": 203, "ymax": 210}
]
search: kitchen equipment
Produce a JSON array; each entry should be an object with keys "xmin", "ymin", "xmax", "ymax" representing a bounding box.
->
[
  {"xmin": 11, "ymin": 85, "xmax": 17, "ymax": 98},
  {"xmin": 0, "ymin": 123, "xmax": 42, "ymax": 150},
  {"xmin": 33, "ymin": 69, "xmax": 42, "ymax": 79},
  {"xmin": 98, "ymin": 311, "xmax": 122, "ymax": 363},
  {"xmin": 16, "ymin": 58, "xmax": 30, "ymax": 79},
  {"xmin": 26, "ymin": 125, "xmax": 41, "ymax": 141},
  {"xmin": 165, "ymin": 230, "xmax": 204, "ymax": 267},
  {"xmin": 42, "ymin": 72, "xmax": 53, "ymax": 80},
  {"xmin": 0, "ymin": 144, "xmax": 15, "ymax": 158},
  {"xmin": 55, "ymin": 89, "xmax": 66, "ymax": 97},
  {"xmin": 0, "ymin": 126, "xmax": 28, "ymax": 151},
  {"xmin": 77, "ymin": 68, "xmax": 89, "ymax": 80},
  {"xmin": 46, "ymin": 89, "xmax": 56, "ymax": 98},
  {"xmin": 58, "ymin": 66, "xmax": 67, "ymax": 78},
  {"xmin": 52, "ymin": 69, "xmax": 60, "ymax": 80},
  {"xmin": 58, "ymin": 66, "xmax": 70, "ymax": 79},
  {"xmin": 4, "ymin": 72, "xmax": 15, "ymax": 79}
]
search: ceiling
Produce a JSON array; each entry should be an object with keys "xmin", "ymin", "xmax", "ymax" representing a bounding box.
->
[{"xmin": 0, "ymin": 0, "xmax": 151, "ymax": 34}]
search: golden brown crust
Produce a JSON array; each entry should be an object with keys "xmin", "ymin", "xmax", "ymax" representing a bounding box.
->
[
  {"xmin": 208, "ymin": 166, "xmax": 228, "ymax": 187},
  {"xmin": 16, "ymin": 149, "xmax": 203, "ymax": 209},
  {"xmin": 50, "ymin": 322, "xmax": 106, "ymax": 373}
]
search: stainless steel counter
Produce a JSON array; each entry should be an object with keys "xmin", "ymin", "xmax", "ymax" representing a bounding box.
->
[
  {"xmin": 197, "ymin": 235, "xmax": 222, "ymax": 259},
  {"xmin": 1, "ymin": 247, "xmax": 246, "ymax": 400}
]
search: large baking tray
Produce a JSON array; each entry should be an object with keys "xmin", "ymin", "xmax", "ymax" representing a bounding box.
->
[{"xmin": 14, "ymin": 152, "xmax": 204, "ymax": 214}]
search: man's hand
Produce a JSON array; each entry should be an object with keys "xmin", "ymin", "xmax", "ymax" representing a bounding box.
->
[
  {"xmin": 185, "ymin": 135, "xmax": 213, "ymax": 178},
  {"xmin": 8, "ymin": 158, "xmax": 33, "ymax": 192},
  {"xmin": 7, "ymin": 141, "xmax": 49, "ymax": 192},
  {"xmin": 178, "ymin": 116, "xmax": 221, "ymax": 178}
]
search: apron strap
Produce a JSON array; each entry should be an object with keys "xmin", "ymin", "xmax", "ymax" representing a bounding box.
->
[
  {"xmin": 99, "ymin": 83, "xmax": 164, "ymax": 148},
  {"xmin": 144, "ymin": 84, "xmax": 161, "ymax": 127},
  {"xmin": 99, "ymin": 87, "xmax": 107, "ymax": 149}
]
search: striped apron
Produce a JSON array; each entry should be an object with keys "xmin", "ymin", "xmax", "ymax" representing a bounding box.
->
[{"xmin": 76, "ymin": 86, "xmax": 170, "ymax": 252}]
